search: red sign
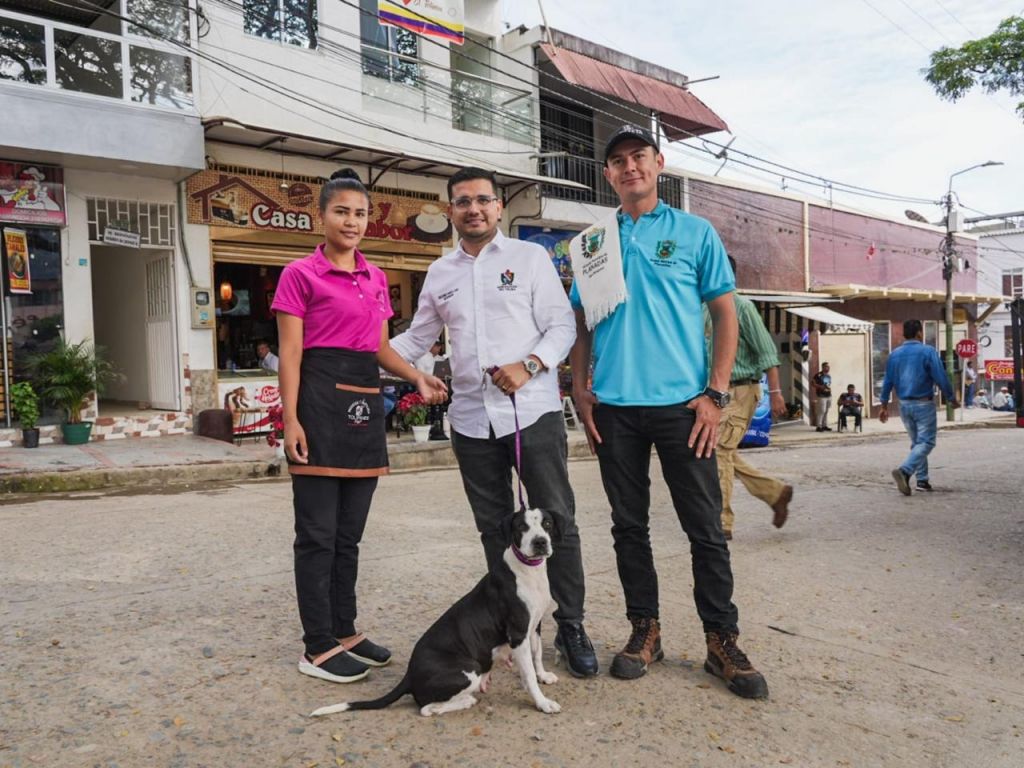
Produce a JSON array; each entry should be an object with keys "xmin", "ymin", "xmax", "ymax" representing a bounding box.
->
[
  {"xmin": 0, "ymin": 161, "xmax": 67, "ymax": 226},
  {"xmin": 956, "ymin": 339, "xmax": 977, "ymax": 359},
  {"xmin": 984, "ymin": 359, "xmax": 1016, "ymax": 381}
]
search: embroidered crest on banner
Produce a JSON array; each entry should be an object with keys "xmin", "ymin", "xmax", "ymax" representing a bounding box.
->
[
  {"xmin": 347, "ymin": 399, "xmax": 371, "ymax": 427},
  {"xmin": 584, "ymin": 227, "xmax": 606, "ymax": 258}
]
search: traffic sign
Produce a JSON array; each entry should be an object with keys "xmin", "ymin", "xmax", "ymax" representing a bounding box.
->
[{"xmin": 955, "ymin": 339, "xmax": 978, "ymax": 359}]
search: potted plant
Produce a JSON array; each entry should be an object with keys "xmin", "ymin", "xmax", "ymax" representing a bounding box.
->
[
  {"xmin": 397, "ymin": 392, "xmax": 431, "ymax": 443},
  {"xmin": 10, "ymin": 381, "xmax": 41, "ymax": 448},
  {"xmin": 31, "ymin": 339, "xmax": 117, "ymax": 446},
  {"xmin": 265, "ymin": 404, "xmax": 286, "ymax": 458}
]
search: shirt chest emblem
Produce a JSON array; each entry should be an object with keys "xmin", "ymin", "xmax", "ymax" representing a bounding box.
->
[
  {"xmin": 656, "ymin": 240, "xmax": 677, "ymax": 259},
  {"xmin": 498, "ymin": 269, "xmax": 518, "ymax": 291}
]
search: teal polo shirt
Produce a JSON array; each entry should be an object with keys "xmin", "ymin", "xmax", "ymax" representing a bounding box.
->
[{"xmin": 570, "ymin": 202, "xmax": 734, "ymax": 406}]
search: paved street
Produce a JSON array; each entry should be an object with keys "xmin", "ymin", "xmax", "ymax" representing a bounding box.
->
[{"xmin": 1, "ymin": 428, "xmax": 1022, "ymax": 768}]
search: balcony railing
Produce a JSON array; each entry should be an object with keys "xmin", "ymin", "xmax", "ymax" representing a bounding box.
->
[
  {"xmin": 540, "ymin": 154, "xmax": 685, "ymax": 209},
  {"xmin": 0, "ymin": 6, "xmax": 194, "ymax": 111},
  {"xmin": 451, "ymin": 70, "xmax": 532, "ymax": 145}
]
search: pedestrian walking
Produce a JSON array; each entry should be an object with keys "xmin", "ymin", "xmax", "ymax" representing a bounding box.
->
[
  {"xmin": 964, "ymin": 360, "xmax": 977, "ymax": 407},
  {"xmin": 569, "ymin": 124, "xmax": 768, "ymax": 699},
  {"xmin": 708, "ymin": 267, "xmax": 792, "ymax": 540},
  {"xmin": 390, "ymin": 166, "xmax": 599, "ymax": 678},
  {"xmin": 879, "ymin": 318, "xmax": 956, "ymax": 495},
  {"xmin": 273, "ymin": 169, "xmax": 447, "ymax": 684},
  {"xmin": 812, "ymin": 362, "xmax": 833, "ymax": 432}
]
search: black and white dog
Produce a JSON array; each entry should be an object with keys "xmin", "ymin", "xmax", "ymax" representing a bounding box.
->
[{"xmin": 311, "ymin": 507, "xmax": 561, "ymax": 717}]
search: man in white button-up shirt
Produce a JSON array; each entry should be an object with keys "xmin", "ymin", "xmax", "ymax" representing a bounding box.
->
[{"xmin": 390, "ymin": 167, "xmax": 598, "ymax": 678}]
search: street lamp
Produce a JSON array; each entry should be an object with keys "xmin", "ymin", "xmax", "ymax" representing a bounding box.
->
[{"xmin": 943, "ymin": 160, "xmax": 1004, "ymax": 421}]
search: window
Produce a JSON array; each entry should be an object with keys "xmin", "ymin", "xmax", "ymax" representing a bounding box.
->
[
  {"xmin": 0, "ymin": 17, "xmax": 47, "ymax": 84},
  {"xmin": 1003, "ymin": 268, "xmax": 1023, "ymax": 298},
  {"xmin": 924, "ymin": 320, "xmax": 938, "ymax": 349},
  {"xmin": 359, "ymin": 0, "xmax": 418, "ymax": 84},
  {"xmin": 127, "ymin": 0, "xmax": 190, "ymax": 44},
  {"xmin": 244, "ymin": 0, "xmax": 317, "ymax": 48},
  {"xmin": 871, "ymin": 321, "xmax": 890, "ymax": 403}
]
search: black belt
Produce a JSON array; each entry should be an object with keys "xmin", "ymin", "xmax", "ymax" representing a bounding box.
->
[
  {"xmin": 902, "ymin": 395, "xmax": 934, "ymax": 401},
  {"xmin": 730, "ymin": 378, "xmax": 761, "ymax": 386}
]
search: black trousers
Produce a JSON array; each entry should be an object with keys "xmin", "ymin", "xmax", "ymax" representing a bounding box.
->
[
  {"xmin": 292, "ymin": 474, "xmax": 378, "ymax": 656},
  {"xmin": 451, "ymin": 411, "xmax": 586, "ymax": 624},
  {"xmin": 593, "ymin": 403, "xmax": 739, "ymax": 634}
]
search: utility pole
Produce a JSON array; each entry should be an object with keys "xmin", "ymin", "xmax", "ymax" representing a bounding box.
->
[{"xmin": 941, "ymin": 192, "xmax": 956, "ymax": 422}]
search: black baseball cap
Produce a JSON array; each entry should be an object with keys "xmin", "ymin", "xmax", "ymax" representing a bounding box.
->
[{"xmin": 604, "ymin": 125, "xmax": 660, "ymax": 162}]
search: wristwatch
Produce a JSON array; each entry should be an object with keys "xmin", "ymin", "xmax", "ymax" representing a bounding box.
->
[
  {"xmin": 702, "ymin": 386, "xmax": 731, "ymax": 408},
  {"xmin": 522, "ymin": 358, "xmax": 542, "ymax": 377}
]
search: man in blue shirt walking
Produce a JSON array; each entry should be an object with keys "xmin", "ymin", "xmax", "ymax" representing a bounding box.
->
[{"xmin": 879, "ymin": 319, "xmax": 957, "ymax": 494}]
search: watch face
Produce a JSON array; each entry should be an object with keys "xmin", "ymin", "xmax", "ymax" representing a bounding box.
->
[
  {"xmin": 719, "ymin": 392, "xmax": 731, "ymax": 407},
  {"xmin": 524, "ymin": 359, "xmax": 540, "ymax": 375}
]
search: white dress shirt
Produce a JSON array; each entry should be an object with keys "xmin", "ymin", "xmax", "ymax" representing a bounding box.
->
[
  {"xmin": 390, "ymin": 230, "xmax": 576, "ymax": 439},
  {"xmin": 260, "ymin": 351, "xmax": 280, "ymax": 373}
]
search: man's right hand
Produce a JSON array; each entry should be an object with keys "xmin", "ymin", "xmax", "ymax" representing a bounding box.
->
[
  {"xmin": 878, "ymin": 405, "xmax": 888, "ymax": 424},
  {"xmin": 573, "ymin": 388, "xmax": 602, "ymax": 453}
]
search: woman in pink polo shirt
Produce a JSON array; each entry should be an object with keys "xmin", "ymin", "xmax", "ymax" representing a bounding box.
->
[{"xmin": 272, "ymin": 169, "xmax": 446, "ymax": 684}]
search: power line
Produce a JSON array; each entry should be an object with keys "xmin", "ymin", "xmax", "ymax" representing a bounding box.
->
[{"xmin": 857, "ymin": 0, "xmax": 935, "ymax": 52}]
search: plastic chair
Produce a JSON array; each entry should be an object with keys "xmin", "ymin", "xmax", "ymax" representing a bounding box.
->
[{"xmin": 837, "ymin": 405, "xmax": 862, "ymax": 433}]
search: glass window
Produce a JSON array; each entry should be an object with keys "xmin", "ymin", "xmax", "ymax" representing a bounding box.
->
[
  {"xmin": 871, "ymin": 321, "xmax": 890, "ymax": 403},
  {"xmin": 130, "ymin": 46, "xmax": 193, "ymax": 107},
  {"xmin": 127, "ymin": 0, "xmax": 190, "ymax": 43},
  {"xmin": 244, "ymin": 0, "xmax": 317, "ymax": 48},
  {"xmin": 3, "ymin": 226, "xmax": 64, "ymax": 424},
  {"xmin": 1002, "ymin": 268, "xmax": 1023, "ymax": 298},
  {"xmin": 924, "ymin": 320, "xmax": 937, "ymax": 349},
  {"xmin": 359, "ymin": 0, "xmax": 418, "ymax": 83},
  {"xmin": 54, "ymin": 29, "xmax": 123, "ymax": 99},
  {"xmin": 0, "ymin": 16, "xmax": 47, "ymax": 85}
]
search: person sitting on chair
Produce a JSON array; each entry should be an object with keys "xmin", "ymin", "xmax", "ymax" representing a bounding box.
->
[{"xmin": 837, "ymin": 384, "xmax": 863, "ymax": 431}]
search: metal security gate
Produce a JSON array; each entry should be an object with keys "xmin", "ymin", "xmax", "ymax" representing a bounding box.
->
[{"xmin": 145, "ymin": 252, "xmax": 178, "ymax": 410}]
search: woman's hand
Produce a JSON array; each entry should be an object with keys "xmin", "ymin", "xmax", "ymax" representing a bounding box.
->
[
  {"xmin": 284, "ymin": 419, "xmax": 309, "ymax": 464},
  {"xmin": 415, "ymin": 374, "xmax": 448, "ymax": 405}
]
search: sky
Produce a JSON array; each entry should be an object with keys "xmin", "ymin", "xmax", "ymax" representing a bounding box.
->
[{"xmin": 506, "ymin": 0, "xmax": 1022, "ymax": 226}]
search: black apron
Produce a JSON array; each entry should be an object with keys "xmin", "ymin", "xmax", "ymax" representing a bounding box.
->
[{"xmin": 289, "ymin": 348, "xmax": 389, "ymax": 477}]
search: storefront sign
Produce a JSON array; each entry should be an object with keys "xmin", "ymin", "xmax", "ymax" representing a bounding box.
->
[
  {"xmin": 985, "ymin": 359, "xmax": 1016, "ymax": 381},
  {"xmin": 378, "ymin": 0, "xmax": 464, "ymax": 44},
  {"xmin": 186, "ymin": 170, "xmax": 452, "ymax": 246},
  {"xmin": 517, "ymin": 226, "xmax": 579, "ymax": 281},
  {"xmin": 102, "ymin": 226, "xmax": 142, "ymax": 248},
  {"xmin": 3, "ymin": 228, "xmax": 32, "ymax": 294},
  {"xmin": 0, "ymin": 161, "xmax": 67, "ymax": 226}
]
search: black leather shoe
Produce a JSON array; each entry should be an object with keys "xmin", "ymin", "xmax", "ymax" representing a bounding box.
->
[{"xmin": 554, "ymin": 621, "xmax": 599, "ymax": 678}]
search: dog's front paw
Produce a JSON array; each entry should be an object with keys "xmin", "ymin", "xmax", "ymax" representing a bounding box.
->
[
  {"xmin": 536, "ymin": 697, "xmax": 561, "ymax": 714},
  {"xmin": 538, "ymin": 671, "xmax": 558, "ymax": 685}
]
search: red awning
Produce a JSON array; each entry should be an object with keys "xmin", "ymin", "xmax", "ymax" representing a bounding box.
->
[{"xmin": 539, "ymin": 44, "xmax": 728, "ymax": 139}]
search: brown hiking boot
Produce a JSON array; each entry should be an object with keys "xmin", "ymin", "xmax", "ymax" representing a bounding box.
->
[
  {"xmin": 610, "ymin": 617, "xmax": 663, "ymax": 680},
  {"xmin": 704, "ymin": 630, "xmax": 769, "ymax": 699},
  {"xmin": 771, "ymin": 485, "xmax": 793, "ymax": 529}
]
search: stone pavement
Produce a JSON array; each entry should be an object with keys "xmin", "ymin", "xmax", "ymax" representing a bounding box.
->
[{"xmin": 0, "ymin": 407, "xmax": 1015, "ymax": 495}]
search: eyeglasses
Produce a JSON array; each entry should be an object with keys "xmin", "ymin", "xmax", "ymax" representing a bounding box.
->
[{"xmin": 451, "ymin": 195, "xmax": 500, "ymax": 210}]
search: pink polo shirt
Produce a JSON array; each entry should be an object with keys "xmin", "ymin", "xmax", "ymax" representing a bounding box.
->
[{"xmin": 271, "ymin": 245, "xmax": 393, "ymax": 351}]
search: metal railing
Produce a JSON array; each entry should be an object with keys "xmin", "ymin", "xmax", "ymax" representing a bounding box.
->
[
  {"xmin": 0, "ymin": 7, "xmax": 195, "ymax": 111},
  {"xmin": 540, "ymin": 153, "xmax": 686, "ymax": 208}
]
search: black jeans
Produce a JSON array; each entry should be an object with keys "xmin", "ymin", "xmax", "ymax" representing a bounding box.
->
[
  {"xmin": 593, "ymin": 403, "xmax": 739, "ymax": 634},
  {"xmin": 451, "ymin": 411, "xmax": 585, "ymax": 624},
  {"xmin": 292, "ymin": 474, "xmax": 378, "ymax": 655}
]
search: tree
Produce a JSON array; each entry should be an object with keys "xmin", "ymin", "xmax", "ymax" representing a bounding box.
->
[{"xmin": 925, "ymin": 16, "xmax": 1024, "ymax": 119}]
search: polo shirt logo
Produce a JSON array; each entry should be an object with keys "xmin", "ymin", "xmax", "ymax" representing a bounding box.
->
[
  {"xmin": 498, "ymin": 269, "xmax": 518, "ymax": 291},
  {"xmin": 347, "ymin": 399, "xmax": 371, "ymax": 427},
  {"xmin": 656, "ymin": 240, "xmax": 677, "ymax": 259}
]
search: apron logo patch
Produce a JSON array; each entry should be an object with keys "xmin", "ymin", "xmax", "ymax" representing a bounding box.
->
[{"xmin": 347, "ymin": 399, "xmax": 371, "ymax": 427}]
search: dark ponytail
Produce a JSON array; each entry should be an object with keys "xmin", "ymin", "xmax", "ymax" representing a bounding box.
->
[{"xmin": 320, "ymin": 168, "xmax": 370, "ymax": 212}]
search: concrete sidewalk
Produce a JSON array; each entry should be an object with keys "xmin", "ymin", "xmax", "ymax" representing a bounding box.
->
[{"xmin": 0, "ymin": 407, "xmax": 1015, "ymax": 495}]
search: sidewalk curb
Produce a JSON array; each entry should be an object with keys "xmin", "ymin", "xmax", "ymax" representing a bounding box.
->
[{"xmin": 0, "ymin": 419, "xmax": 1013, "ymax": 496}]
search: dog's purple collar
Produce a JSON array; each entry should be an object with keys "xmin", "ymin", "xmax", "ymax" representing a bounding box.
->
[{"xmin": 512, "ymin": 544, "xmax": 544, "ymax": 567}]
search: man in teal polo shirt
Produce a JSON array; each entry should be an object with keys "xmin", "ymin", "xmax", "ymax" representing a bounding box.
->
[{"xmin": 569, "ymin": 125, "xmax": 769, "ymax": 699}]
